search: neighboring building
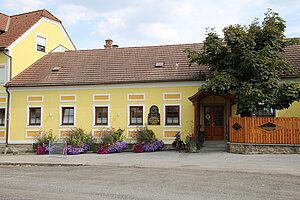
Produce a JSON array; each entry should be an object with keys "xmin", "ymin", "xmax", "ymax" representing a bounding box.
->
[
  {"xmin": 4, "ymin": 40, "xmax": 300, "ymax": 145},
  {"xmin": 0, "ymin": 9, "xmax": 76, "ymax": 144}
]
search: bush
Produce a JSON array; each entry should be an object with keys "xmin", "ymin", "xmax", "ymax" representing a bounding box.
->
[
  {"xmin": 136, "ymin": 126, "xmax": 156, "ymax": 143},
  {"xmin": 36, "ymin": 130, "xmax": 57, "ymax": 147},
  {"xmin": 65, "ymin": 128, "xmax": 94, "ymax": 155},
  {"xmin": 101, "ymin": 128, "xmax": 125, "ymax": 145},
  {"xmin": 185, "ymin": 134, "xmax": 204, "ymax": 150},
  {"xmin": 35, "ymin": 130, "xmax": 57, "ymax": 154}
]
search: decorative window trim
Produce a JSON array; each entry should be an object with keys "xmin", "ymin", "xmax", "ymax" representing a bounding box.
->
[
  {"xmin": 163, "ymin": 103, "xmax": 182, "ymax": 128},
  {"xmin": 36, "ymin": 33, "xmax": 48, "ymax": 54},
  {"xmin": 59, "ymin": 105, "xmax": 76, "ymax": 127},
  {"xmin": 25, "ymin": 129, "xmax": 42, "ymax": 139},
  {"xmin": 93, "ymin": 94, "xmax": 110, "ymax": 102},
  {"xmin": 26, "ymin": 105, "xmax": 43, "ymax": 128},
  {"xmin": 59, "ymin": 94, "xmax": 76, "ymax": 102},
  {"xmin": 128, "ymin": 93, "xmax": 146, "ymax": 101},
  {"xmin": 0, "ymin": 96, "xmax": 7, "ymax": 104},
  {"xmin": 27, "ymin": 95, "xmax": 44, "ymax": 103},
  {"xmin": 126, "ymin": 129, "xmax": 143, "ymax": 139},
  {"xmin": 93, "ymin": 104, "xmax": 110, "ymax": 128},
  {"xmin": 0, "ymin": 64, "xmax": 6, "ymax": 83},
  {"xmin": 163, "ymin": 93, "xmax": 182, "ymax": 101},
  {"xmin": 127, "ymin": 104, "xmax": 145, "ymax": 128},
  {"xmin": 163, "ymin": 129, "xmax": 181, "ymax": 139},
  {"xmin": 0, "ymin": 130, "xmax": 5, "ymax": 139},
  {"xmin": 58, "ymin": 129, "xmax": 73, "ymax": 138},
  {"xmin": 92, "ymin": 129, "xmax": 110, "ymax": 138},
  {"xmin": 0, "ymin": 107, "xmax": 6, "ymax": 128}
]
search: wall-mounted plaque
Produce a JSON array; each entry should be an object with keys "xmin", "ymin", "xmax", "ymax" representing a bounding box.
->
[{"xmin": 148, "ymin": 105, "xmax": 160, "ymax": 125}]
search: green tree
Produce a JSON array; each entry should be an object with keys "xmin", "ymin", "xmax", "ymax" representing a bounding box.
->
[{"xmin": 185, "ymin": 9, "xmax": 300, "ymax": 116}]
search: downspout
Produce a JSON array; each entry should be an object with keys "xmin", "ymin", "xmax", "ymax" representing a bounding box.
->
[{"xmin": 3, "ymin": 49, "xmax": 12, "ymax": 146}]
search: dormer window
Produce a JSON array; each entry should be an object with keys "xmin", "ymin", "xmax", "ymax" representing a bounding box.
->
[{"xmin": 36, "ymin": 35, "xmax": 46, "ymax": 52}]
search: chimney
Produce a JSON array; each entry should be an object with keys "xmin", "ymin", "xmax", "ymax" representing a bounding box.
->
[
  {"xmin": 104, "ymin": 39, "xmax": 113, "ymax": 48},
  {"xmin": 104, "ymin": 39, "xmax": 118, "ymax": 48}
]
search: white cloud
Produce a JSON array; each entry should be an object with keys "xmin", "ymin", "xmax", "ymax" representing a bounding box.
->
[
  {"xmin": 3, "ymin": 0, "xmax": 46, "ymax": 12},
  {"xmin": 138, "ymin": 22, "xmax": 179, "ymax": 44},
  {"xmin": 94, "ymin": 17, "xmax": 126, "ymax": 38},
  {"xmin": 55, "ymin": 4, "xmax": 99, "ymax": 26}
]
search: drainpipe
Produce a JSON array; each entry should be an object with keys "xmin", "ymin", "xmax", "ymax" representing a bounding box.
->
[{"xmin": 2, "ymin": 48, "xmax": 12, "ymax": 146}]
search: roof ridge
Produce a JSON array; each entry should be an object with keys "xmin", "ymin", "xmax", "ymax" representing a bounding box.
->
[
  {"xmin": 10, "ymin": 9, "xmax": 44, "ymax": 17},
  {"xmin": 62, "ymin": 42, "xmax": 204, "ymax": 53}
]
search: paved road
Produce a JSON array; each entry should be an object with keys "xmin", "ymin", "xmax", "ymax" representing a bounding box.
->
[{"xmin": 0, "ymin": 165, "xmax": 299, "ymax": 200}]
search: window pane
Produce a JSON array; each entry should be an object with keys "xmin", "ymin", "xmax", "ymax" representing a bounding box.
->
[
  {"xmin": 130, "ymin": 106, "xmax": 143, "ymax": 125},
  {"xmin": 0, "ymin": 109, "xmax": 5, "ymax": 126},
  {"xmin": 166, "ymin": 106, "xmax": 180, "ymax": 125},
  {"xmin": 95, "ymin": 107, "xmax": 108, "ymax": 125},
  {"xmin": 29, "ymin": 108, "xmax": 41, "ymax": 125}
]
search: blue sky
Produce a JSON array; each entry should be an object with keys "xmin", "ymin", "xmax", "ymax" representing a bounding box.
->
[{"xmin": 1, "ymin": 0, "xmax": 300, "ymax": 49}]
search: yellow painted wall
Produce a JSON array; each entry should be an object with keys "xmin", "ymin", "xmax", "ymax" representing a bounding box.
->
[
  {"xmin": 0, "ymin": 53, "xmax": 6, "ymax": 64},
  {"xmin": 10, "ymin": 19, "xmax": 75, "ymax": 78},
  {"xmin": 8, "ymin": 84, "xmax": 201, "ymax": 143},
  {"xmin": 278, "ymin": 101, "xmax": 300, "ymax": 117}
]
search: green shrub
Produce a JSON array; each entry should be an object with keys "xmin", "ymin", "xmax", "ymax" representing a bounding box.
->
[
  {"xmin": 101, "ymin": 128, "xmax": 124, "ymax": 145},
  {"xmin": 35, "ymin": 130, "xmax": 57, "ymax": 146},
  {"xmin": 66, "ymin": 128, "xmax": 94, "ymax": 147},
  {"xmin": 136, "ymin": 126, "xmax": 156, "ymax": 143}
]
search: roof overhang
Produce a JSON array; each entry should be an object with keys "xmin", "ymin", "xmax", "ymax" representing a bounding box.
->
[{"xmin": 188, "ymin": 90, "xmax": 235, "ymax": 103}]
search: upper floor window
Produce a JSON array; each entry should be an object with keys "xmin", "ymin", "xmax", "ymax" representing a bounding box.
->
[
  {"xmin": 62, "ymin": 107, "xmax": 74, "ymax": 125},
  {"xmin": 95, "ymin": 106, "xmax": 108, "ymax": 126},
  {"xmin": 0, "ymin": 108, "xmax": 5, "ymax": 126},
  {"xmin": 0, "ymin": 65, "xmax": 5, "ymax": 83},
  {"xmin": 29, "ymin": 107, "xmax": 41, "ymax": 126},
  {"xmin": 36, "ymin": 35, "xmax": 46, "ymax": 52},
  {"xmin": 129, "ymin": 106, "xmax": 143, "ymax": 125},
  {"xmin": 165, "ymin": 105, "xmax": 180, "ymax": 125}
]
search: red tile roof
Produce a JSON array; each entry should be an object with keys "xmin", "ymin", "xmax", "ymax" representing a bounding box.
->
[
  {"xmin": 7, "ymin": 43, "xmax": 208, "ymax": 87},
  {"xmin": 0, "ymin": 9, "xmax": 61, "ymax": 48},
  {"xmin": 0, "ymin": 13, "xmax": 10, "ymax": 32},
  {"xmin": 7, "ymin": 42, "xmax": 300, "ymax": 87}
]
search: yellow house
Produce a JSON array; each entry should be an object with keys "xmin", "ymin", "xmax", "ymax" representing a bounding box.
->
[
  {"xmin": 4, "ymin": 39, "xmax": 300, "ymax": 146},
  {"xmin": 0, "ymin": 9, "xmax": 76, "ymax": 144}
]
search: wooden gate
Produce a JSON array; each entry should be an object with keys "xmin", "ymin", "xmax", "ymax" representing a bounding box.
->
[{"xmin": 229, "ymin": 117, "xmax": 300, "ymax": 144}]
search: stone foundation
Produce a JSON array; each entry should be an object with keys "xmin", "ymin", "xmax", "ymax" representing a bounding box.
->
[
  {"xmin": 227, "ymin": 142, "xmax": 300, "ymax": 154},
  {"xmin": 1, "ymin": 144, "xmax": 34, "ymax": 154}
]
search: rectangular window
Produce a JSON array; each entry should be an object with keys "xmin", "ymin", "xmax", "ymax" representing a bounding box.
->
[
  {"xmin": 165, "ymin": 105, "xmax": 180, "ymax": 125},
  {"xmin": 0, "ymin": 65, "xmax": 5, "ymax": 82},
  {"xmin": 130, "ymin": 106, "xmax": 143, "ymax": 125},
  {"xmin": 254, "ymin": 106, "xmax": 275, "ymax": 117},
  {"xmin": 62, "ymin": 107, "xmax": 74, "ymax": 125},
  {"xmin": 0, "ymin": 108, "xmax": 5, "ymax": 126},
  {"xmin": 36, "ymin": 35, "xmax": 46, "ymax": 52},
  {"xmin": 95, "ymin": 107, "xmax": 108, "ymax": 125},
  {"xmin": 29, "ymin": 107, "xmax": 41, "ymax": 126}
]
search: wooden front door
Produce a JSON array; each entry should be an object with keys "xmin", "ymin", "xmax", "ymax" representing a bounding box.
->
[{"xmin": 204, "ymin": 105, "xmax": 225, "ymax": 140}]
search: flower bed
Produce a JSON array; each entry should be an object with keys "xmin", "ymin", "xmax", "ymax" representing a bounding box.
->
[
  {"xmin": 67, "ymin": 143, "xmax": 90, "ymax": 155},
  {"xmin": 134, "ymin": 141, "xmax": 164, "ymax": 153},
  {"xmin": 97, "ymin": 141, "xmax": 128, "ymax": 154}
]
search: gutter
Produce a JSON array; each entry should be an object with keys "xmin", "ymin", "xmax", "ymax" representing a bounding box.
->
[{"xmin": 2, "ymin": 48, "xmax": 12, "ymax": 145}]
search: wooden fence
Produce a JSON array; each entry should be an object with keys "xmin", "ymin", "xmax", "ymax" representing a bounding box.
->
[{"xmin": 229, "ymin": 117, "xmax": 300, "ymax": 144}]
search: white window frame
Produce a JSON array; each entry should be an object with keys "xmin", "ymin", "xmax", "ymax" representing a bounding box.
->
[
  {"xmin": 128, "ymin": 93, "xmax": 146, "ymax": 101},
  {"xmin": 163, "ymin": 103, "xmax": 182, "ymax": 128},
  {"xmin": 92, "ymin": 129, "xmax": 111, "ymax": 138},
  {"xmin": 58, "ymin": 129, "xmax": 73, "ymax": 139},
  {"xmin": 0, "ymin": 64, "xmax": 6, "ymax": 83},
  {"xmin": 59, "ymin": 105, "xmax": 76, "ymax": 128},
  {"xmin": 163, "ymin": 129, "xmax": 182, "ymax": 140},
  {"xmin": 93, "ymin": 104, "xmax": 110, "ymax": 128},
  {"xmin": 126, "ymin": 129, "xmax": 143, "ymax": 139},
  {"xmin": 59, "ymin": 94, "xmax": 77, "ymax": 102},
  {"xmin": 163, "ymin": 93, "xmax": 182, "ymax": 100},
  {"xmin": 27, "ymin": 95, "xmax": 44, "ymax": 103},
  {"xmin": 26, "ymin": 105, "xmax": 43, "ymax": 128},
  {"xmin": 36, "ymin": 33, "xmax": 47, "ymax": 54},
  {"xmin": 93, "ymin": 94, "xmax": 110, "ymax": 102},
  {"xmin": 127, "ymin": 104, "xmax": 145, "ymax": 128},
  {"xmin": 25, "ymin": 129, "xmax": 42, "ymax": 139}
]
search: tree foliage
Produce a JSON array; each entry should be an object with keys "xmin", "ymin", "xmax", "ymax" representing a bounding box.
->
[{"xmin": 186, "ymin": 9, "xmax": 300, "ymax": 116}]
